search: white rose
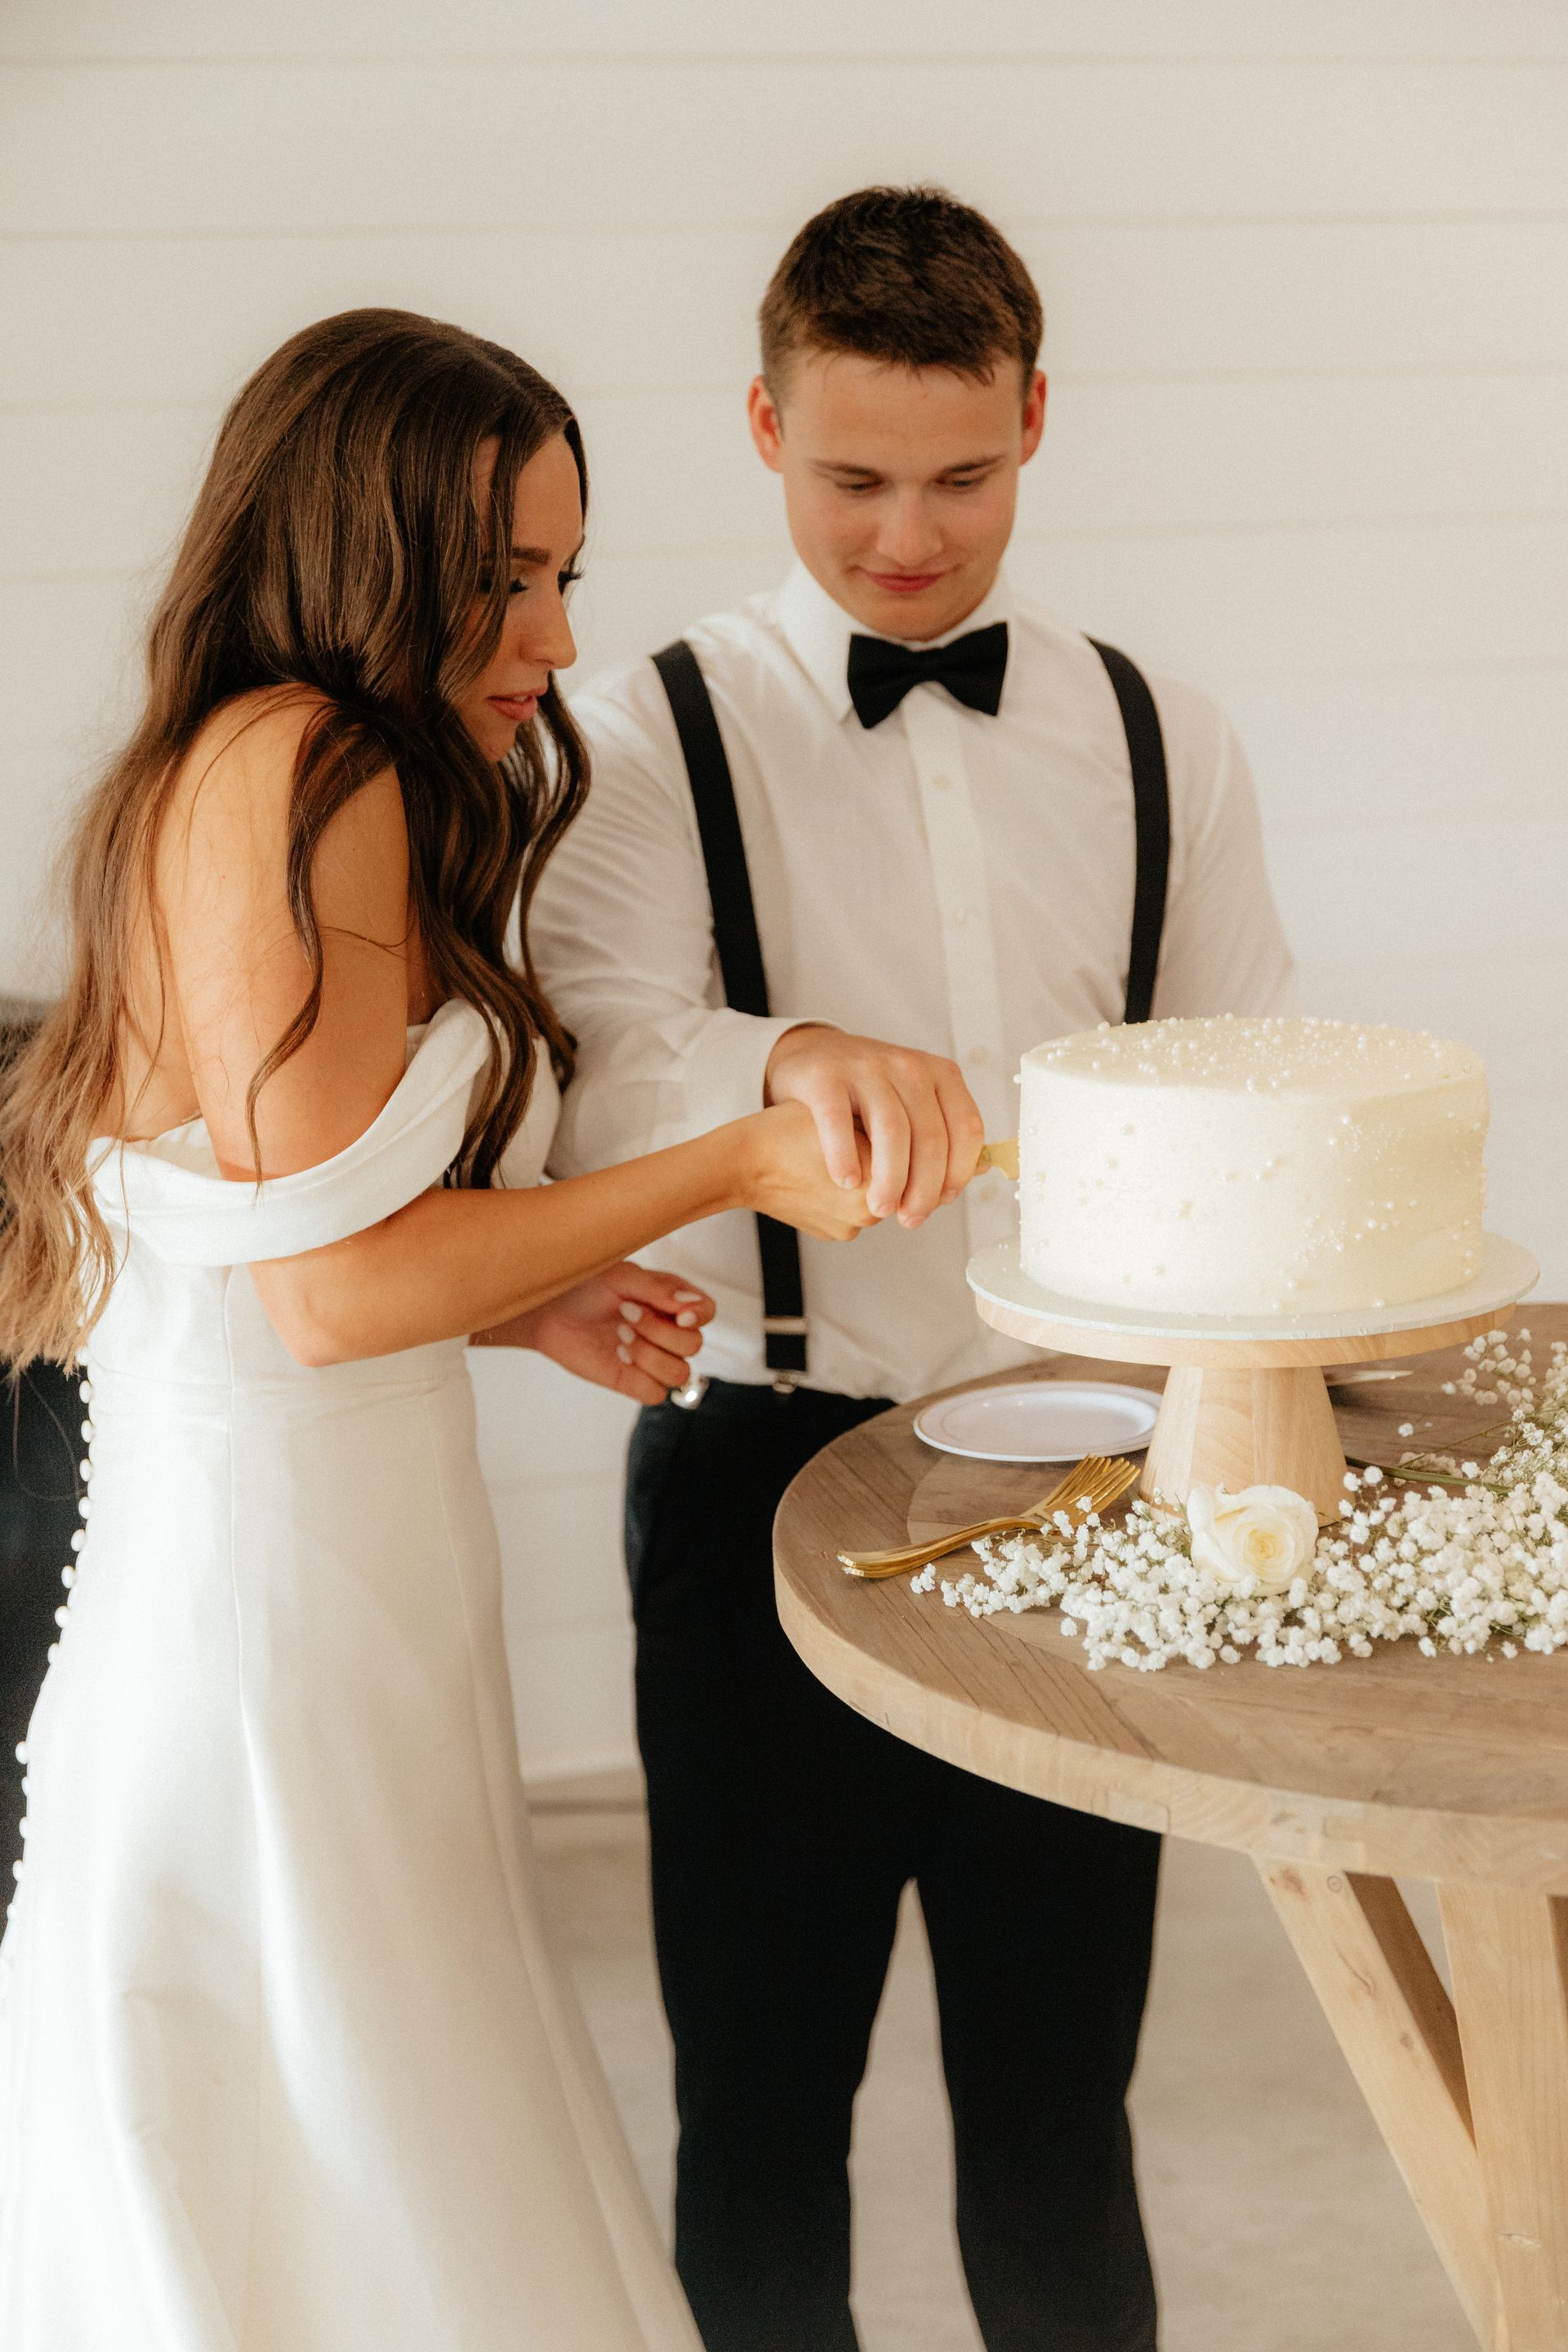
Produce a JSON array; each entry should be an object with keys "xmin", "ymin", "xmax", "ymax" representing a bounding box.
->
[{"xmin": 1185, "ymin": 1484, "xmax": 1319, "ymax": 1592}]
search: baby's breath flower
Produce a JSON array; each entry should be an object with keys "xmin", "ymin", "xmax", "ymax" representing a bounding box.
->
[{"xmin": 912, "ymin": 1334, "xmax": 1568, "ymax": 1675}]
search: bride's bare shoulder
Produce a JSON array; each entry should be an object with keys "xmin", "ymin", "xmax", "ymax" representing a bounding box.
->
[
  {"xmin": 161, "ymin": 687, "xmax": 408, "ymax": 910},
  {"xmin": 171, "ymin": 684, "xmax": 363, "ymax": 822}
]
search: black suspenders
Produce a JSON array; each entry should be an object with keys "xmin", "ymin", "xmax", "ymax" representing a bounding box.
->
[
  {"xmin": 1085, "ymin": 639, "xmax": 1171, "ymax": 1027},
  {"xmin": 651, "ymin": 642, "xmax": 808, "ymax": 1386},
  {"xmin": 651, "ymin": 632, "xmax": 1171, "ymax": 1388}
]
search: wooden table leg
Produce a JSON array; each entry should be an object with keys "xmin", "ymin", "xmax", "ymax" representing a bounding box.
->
[
  {"xmin": 1261, "ymin": 1860, "xmax": 1503, "ymax": 2348},
  {"xmin": 1440, "ymin": 1883, "xmax": 1568, "ymax": 2350}
]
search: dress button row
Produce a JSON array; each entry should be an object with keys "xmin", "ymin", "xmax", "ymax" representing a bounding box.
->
[
  {"xmin": 10, "ymin": 1378, "xmax": 99, "ymax": 1921},
  {"xmin": 11, "ymin": 1734, "xmax": 28, "ymax": 1903}
]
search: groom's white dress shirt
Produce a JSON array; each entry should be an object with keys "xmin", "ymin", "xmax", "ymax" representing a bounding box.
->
[{"xmin": 533, "ymin": 563, "xmax": 1296, "ymax": 1402}]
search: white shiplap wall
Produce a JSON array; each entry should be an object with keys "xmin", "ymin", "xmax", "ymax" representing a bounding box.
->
[{"xmin": 3, "ymin": 1, "xmax": 1566, "ymax": 1774}]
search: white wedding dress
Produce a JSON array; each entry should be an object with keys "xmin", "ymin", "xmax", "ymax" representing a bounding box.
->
[{"xmin": 0, "ymin": 1002, "xmax": 699, "ymax": 2351}]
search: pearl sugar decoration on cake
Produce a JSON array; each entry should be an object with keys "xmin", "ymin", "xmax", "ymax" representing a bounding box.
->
[{"xmin": 1019, "ymin": 1014, "xmax": 1488, "ymax": 1319}]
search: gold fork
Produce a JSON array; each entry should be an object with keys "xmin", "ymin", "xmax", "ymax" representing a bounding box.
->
[{"xmin": 838, "ymin": 1454, "xmax": 1140, "ymax": 1579}]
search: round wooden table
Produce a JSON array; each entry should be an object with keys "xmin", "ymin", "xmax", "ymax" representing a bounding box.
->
[{"xmin": 774, "ymin": 1306, "xmax": 1568, "ymax": 2352}]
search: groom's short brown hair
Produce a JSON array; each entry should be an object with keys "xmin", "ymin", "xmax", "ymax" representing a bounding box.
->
[{"xmin": 759, "ymin": 185, "xmax": 1043, "ymax": 399}]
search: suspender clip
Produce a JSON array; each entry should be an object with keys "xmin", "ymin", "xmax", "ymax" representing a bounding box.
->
[{"xmin": 764, "ymin": 1313, "xmax": 808, "ymax": 1392}]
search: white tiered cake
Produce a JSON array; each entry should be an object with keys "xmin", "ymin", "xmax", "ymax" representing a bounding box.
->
[{"xmin": 1019, "ymin": 1014, "xmax": 1488, "ymax": 1319}]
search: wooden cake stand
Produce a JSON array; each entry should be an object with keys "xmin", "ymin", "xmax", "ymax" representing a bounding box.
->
[{"xmin": 968, "ymin": 1234, "xmax": 1540, "ymax": 1517}]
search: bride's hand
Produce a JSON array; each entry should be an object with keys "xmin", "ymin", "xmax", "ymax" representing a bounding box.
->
[
  {"xmin": 733, "ymin": 1102, "xmax": 881, "ymax": 1240},
  {"xmin": 474, "ymin": 1264, "xmax": 716, "ymax": 1405}
]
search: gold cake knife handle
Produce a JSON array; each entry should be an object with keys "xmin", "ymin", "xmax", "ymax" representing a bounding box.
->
[{"xmin": 977, "ymin": 1138, "xmax": 1018, "ymax": 1180}]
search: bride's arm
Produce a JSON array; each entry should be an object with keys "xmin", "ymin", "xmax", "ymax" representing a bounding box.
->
[
  {"xmin": 253, "ymin": 1115, "xmax": 812, "ymax": 1366},
  {"xmin": 158, "ymin": 696, "xmax": 874, "ymax": 1367}
]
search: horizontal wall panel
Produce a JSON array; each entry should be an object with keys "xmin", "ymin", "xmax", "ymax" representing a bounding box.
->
[
  {"xmin": 470, "ymin": 1347, "xmax": 637, "ymax": 1490},
  {"xmin": 7, "ymin": 376, "xmax": 1565, "ymax": 586},
  {"xmin": 2, "ymin": 518, "xmax": 1560, "ymax": 772},
  {"xmin": 8, "ymin": 219, "xmax": 1568, "ymax": 413},
  {"xmin": 1011, "ymin": 519, "xmax": 1568, "ymax": 681},
  {"xmin": 1035, "ymin": 219, "xmax": 1568, "ymax": 382},
  {"xmin": 1271, "ymin": 819, "xmax": 1566, "ymax": 967},
  {"xmin": 1031, "ymin": 373, "xmax": 1568, "ymax": 535},
  {"xmin": 577, "ymin": 374, "xmax": 1568, "ymax": 555},
  {"xmin": 505, "ymin": 1619, "xmax": 634, "ymax": 1781},
  {"xmin": 0, "ymin": 740, "xmax": 81, "ymax": 996},
  {"xmin": 1228, "ymin": 667, "xmax": 1568, "ymax": 830},
  {"xmin": 494, "ymin": 1481, "xmax": 630, "ymax": 1633},
  {"xmin": 8, "ymin": 0, "xmax": 1568, "ymax": 64},
  {"xmin": 535, "ymin": 525, "xmax": 1566, "ymax": 691},
  {"xmin": 0, "ymin": 408, "xmax": 213, "ymax": 581},
  {"xmin": 4, "ymin": 555, "xmax": 1561, "ymax": 828},
  {"xmin": 1290, "ymin": 954, "xmax": 1563, "ymax": 1097},
  {"xmin": 3, "ymin": 60, "xmax": 1565, "ymax": 238},
  {"xmin": 0, "ymin": 580, "xmax": 148, "ymax": 747},
  {"xmin": 2, "ymin": 746, "xmax": 1554, "ymax": 1089},
  {"xmin": 554, "ymin": 518, "xmax": 1568, "ymax": 684},
  {"xmin": 1484, "ymin": 1090, "xmax": 1568, "ymax": 1298},
  {"xmin": 0, "ymin": 231, "xmax": 776, "ymax": 411}
]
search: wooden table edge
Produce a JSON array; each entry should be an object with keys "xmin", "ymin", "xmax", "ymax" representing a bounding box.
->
[{"xmin": 773, "ymin": 1557, "xmax": 1568, "ymax": 1896}]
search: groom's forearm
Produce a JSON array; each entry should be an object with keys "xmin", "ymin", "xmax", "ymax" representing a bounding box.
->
[{"xmin": 546, "ymin": 1005, "xmax": 811, "ymax": 1178}]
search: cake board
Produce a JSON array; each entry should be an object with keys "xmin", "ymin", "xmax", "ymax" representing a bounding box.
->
[{"xmin": 968, "ymin": 1235, "xmax": 1539, "ymax": 1518}]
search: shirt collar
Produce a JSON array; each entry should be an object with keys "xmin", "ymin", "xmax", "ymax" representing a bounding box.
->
[{"xmin": 776, "ymin": 560, "xmax": 1017, "ymax": 724}]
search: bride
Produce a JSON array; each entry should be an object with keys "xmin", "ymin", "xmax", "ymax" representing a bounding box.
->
[{"xmin": 0, "ymin": 309, "xmax": 880, "ymax": 2350}]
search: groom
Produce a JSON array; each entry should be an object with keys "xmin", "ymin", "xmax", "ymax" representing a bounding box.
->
[{"xmin": 534, "ymin": 185, "xmax": 1295, "ymax": 2352}]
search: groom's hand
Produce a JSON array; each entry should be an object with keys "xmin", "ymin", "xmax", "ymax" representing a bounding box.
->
[{"xmin": 764, "ymin": 1026, "xmax": 984, "ymax": 1228}]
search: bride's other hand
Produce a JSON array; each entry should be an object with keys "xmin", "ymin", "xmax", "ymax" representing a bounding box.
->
[{"xmin": 477, "ymin": 1264, "xmax": 716, "ymax": 1405}]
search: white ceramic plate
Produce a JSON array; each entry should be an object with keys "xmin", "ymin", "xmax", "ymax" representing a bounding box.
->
[{"xmin": 913, "ymin": 1381, "xmax": 1157, "ymax": 1463}]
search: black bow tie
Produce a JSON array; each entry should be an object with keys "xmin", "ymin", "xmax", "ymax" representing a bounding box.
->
[{"xmin": 845, "ymin": 620, "xmax": 1009, "ymax": 729}]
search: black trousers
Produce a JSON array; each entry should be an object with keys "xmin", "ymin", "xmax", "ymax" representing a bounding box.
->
[{"xmin": 626, "ymin": 1379, "xmax": 1160, "ymax": 2352}]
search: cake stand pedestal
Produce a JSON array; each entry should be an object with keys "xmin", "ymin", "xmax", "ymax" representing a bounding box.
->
[{"xmin": 968, "ymin": 1235, "xmax": 1539, "ymax": 1517}]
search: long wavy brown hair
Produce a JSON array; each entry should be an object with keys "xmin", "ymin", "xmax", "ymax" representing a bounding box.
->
[{"xmin": 0, "ymin": 307, "xmax": 590, "ymax": 1367}]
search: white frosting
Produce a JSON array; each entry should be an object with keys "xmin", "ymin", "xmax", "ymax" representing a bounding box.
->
[{"xmin": 1019, "ymin": 1014, "xmax": 1488, "ymax": 1316}]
